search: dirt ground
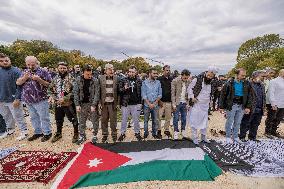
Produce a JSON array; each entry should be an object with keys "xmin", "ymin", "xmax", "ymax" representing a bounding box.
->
[{"xmin": 0, "ymin": 111, "xmax": 284, "ymax": 189}]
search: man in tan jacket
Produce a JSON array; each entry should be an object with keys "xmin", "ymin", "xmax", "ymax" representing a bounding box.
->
[
  {"xmin": 171, "ymin": 69, "xmax": 191, "ymax": 140},
  {"xmin": 99, "ymin": 64, "xmax": 119, "ymax": 143}
]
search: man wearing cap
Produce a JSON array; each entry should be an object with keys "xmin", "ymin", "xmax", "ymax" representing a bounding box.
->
[
  {"xmin": 187, "ymin": 66, "xmax": 218, "ymax": 144},
  {"xmin": 49, "ymin": 62, "xmax": 79, "ymax": 143},
  {"xmin": 239, "ymin": 71, "xmax": 266, "ymax": 142},
  {"xmin": 99, "ymin": 63, "xmax": 119, "ymax": 143}
]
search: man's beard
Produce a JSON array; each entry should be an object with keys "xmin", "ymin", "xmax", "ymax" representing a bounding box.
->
[
  {"xmin": 204, "ymin": 77, "xmax": 212, "ymax": 85},
  {"xmin": 2, "ymin": 65, "xmax": 11, "ymax": 69},
  {"xmin": 59, "ymin": 72, "xmax": 68, "ymax": 78}
]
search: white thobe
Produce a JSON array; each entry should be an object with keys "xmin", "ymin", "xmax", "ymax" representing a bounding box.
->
[{"xmin": 187, "ymin": 78, "xmax": 211, "ymax": 130}]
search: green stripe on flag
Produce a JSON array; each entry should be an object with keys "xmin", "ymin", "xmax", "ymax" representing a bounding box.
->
[{"xmin": 71, "ymin": 155, "xmax": 222, "ymax": 188}]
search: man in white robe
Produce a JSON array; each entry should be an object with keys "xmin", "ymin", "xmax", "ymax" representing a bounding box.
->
[{"xmin": 187, "ymin": 66, "xmax": 218, "ymax": 144}]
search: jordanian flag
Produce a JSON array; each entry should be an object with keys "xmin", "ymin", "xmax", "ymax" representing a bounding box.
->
[{"xmin": 52, "ymin": 140, "xmax": 222, "ymax": 188}]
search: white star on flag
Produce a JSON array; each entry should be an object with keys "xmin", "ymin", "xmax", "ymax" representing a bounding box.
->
[{"xmin": 87, "ymin": 158, "xmax": 103, "ymax": 168}]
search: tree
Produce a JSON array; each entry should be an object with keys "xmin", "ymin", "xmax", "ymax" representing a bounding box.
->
[
  {"xmin": 0, "ymin": 39, "xmax": 161, "ymax": 72},
  {"xmin": 230, "ymin": 34, "xmax": 284, "ymax": 76},
  {"xmin": 120, "ymin": 57, "xmax": 152, "ymax": 73},
  {"xmin": 237, "ymin": 34, "xmax": 283, "ymax": 62}
]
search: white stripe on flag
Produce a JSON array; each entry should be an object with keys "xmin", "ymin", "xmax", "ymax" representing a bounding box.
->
[
  {"xmin": 120, "ymin": 147, "xmax": 205, "ymax": 166},
  {"xmin": 51, "ymin": 145, "xmax": 84, "ymax": 189}
]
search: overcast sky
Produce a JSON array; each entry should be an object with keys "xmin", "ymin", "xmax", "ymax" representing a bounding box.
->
[{"xmin": 0, "ymin": 0, "xmax": 284, "ymax": 74}]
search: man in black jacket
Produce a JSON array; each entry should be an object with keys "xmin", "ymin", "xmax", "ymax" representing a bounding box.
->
[
  {"xmin": 219, "ymin": 68, "xmax": 252, "ymax": 143},
  {"xmin": 73, "ymin": 65, "xmax": 100, "ymax": 145},
  {"xmin": 239, "ymin": 71, "xmax": 265, "ymax": 142},
  {"xmin": 118, "ymin": 65, "xmax": 143, "ymax": 141}
]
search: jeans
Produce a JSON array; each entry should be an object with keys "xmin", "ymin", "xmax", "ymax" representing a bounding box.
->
[
  {"xmin": 0, "ymin": 102, "xmax": 27, "ymax": 132},
  {"xmin": 144, "ymin": 105, "xmax": 158, "ymax": 136},
  {"xmin": 121, "ymin": 104, "xmax": 141, "ymax": 134},
  {"xmin": 173, "ymin": 102, "xmax": 187, "ymax": 132},
  {"xmin": 225, "ymin": 104, "xmax": 244, "ymax": 139},
  {"xmin": 27, "ymin": 99, "xmax": 51, "ymax": 135}
]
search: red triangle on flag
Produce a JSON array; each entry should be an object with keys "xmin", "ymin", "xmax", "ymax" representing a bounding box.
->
[{"xmin": 57, "ymin": 143, "xmax": 131, "ymax": 189}]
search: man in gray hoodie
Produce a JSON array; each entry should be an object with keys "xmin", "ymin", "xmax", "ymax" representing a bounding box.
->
[{"xmin": 0, "ymin": 53, "xmax": 28, "ymax": 140}]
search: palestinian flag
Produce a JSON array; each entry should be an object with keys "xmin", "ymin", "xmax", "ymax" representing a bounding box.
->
[{"xmin": 52, "ymin": 140, "xmax": 222, "ymax": 189}]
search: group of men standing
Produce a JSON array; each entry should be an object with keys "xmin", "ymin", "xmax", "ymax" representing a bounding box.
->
[
  {"xmin": 219, "ymin": 68, "xmax": 284, "ymax": 143},
  {"xmin": 0, "ymin": 52, "xmax": 283, "ymax": 146}
]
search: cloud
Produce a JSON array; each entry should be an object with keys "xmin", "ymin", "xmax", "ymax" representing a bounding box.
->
[{"xmin": 0, "ymin": 0, "xmax": 283, "ymax": 74}]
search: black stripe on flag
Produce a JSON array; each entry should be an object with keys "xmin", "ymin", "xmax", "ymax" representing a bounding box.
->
[{"xmin": 95, "ymin": 140, "xmax": 197, "ymax": 153}]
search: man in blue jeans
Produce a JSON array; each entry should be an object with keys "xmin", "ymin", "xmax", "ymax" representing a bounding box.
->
[
  {"xmin": 16, "ymin": 56, "xmax": 52, "ymax": 142},
  {"xmin": 0, "ymin": 53, "xmax": 28, "ymax": 141},
  {"xmin": 142, "ymin": 68, "xmax": 162, "ymax": 139},
  {"xmin": 171, "ymin": 69, "xmax": 190, "ymax": 140},
  {"xmin": 219, "ymin": 68, "xmax": 252, "ymax": 143}
]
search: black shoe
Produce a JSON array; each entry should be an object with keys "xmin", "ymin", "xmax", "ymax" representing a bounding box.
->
[
  {"xmin": 164, "ymin": 131, "xmax": 172, "ymax": 138},
  {"xmin": 264, "ymin": 132, "xmax": 273, "ymax": 139},
  {"xmin": 271, "ymin": 132, "xmax": 283, "ymax": 138},
  {"xmin": 41, "ymin": 134, "xmax": 52, "ymax": 142},
  {"xmin": 135, "ymin": 133, "xmax": 142, "ymax": 141},
  {"xmin": 157, "ymin": 130, "xmax": 162, "ymax": 139},
  {"xmin": 143, "ymin": 133, "xmax": 148, "ymax": 139},
  {"xmin": 102, "ymin": 136, "xmax": 108, "ymax": 143},
  {"xmin": 28, "ymin": 134, "xmax": 43, "ymax": 141},
  {"xmin": 112, "ymin": 135, "xmax": 117, "ymax": 143},
  {"xmin": 118, "ymin": 134, "xmax": 126, "ymax": 142},
  {"xmin": 153, "ymin": 135, "xmax": 161, "ymax": 139},
  {"xmin": 72, "ymin": 133, "xmax": 79, "ymax": 143},
  {"xmin": 240, "ymin": 138, "xmax": 248, "ymax": 143},
  {"xmin": 249, "ymin": 138, "xmax": 260, "ymax": 142},
  {"xmin": 91, "ymin": 136, "xmax": 97, "ymax": 144},
  {"xmin": 51, "ymin": 133, "xmax": 62, "ymax": 143},
  {"xmin": 76, "ymin": 135, "xmax": 86, "ymax": 145}
]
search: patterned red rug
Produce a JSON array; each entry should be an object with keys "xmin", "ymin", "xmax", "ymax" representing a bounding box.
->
[{"xmin": 0, "ymin": 150, "xmax": 77, "ymax": 184}]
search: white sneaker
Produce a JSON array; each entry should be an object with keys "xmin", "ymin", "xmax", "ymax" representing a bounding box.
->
[
  {"xmin": 201, "ymin": 135, "xmax": 210, "ymax": 143},
  {"xmin": 16, "ymin": 132, "xmax": 28, "ymax": 141},
  {"xmin": 193, "ymin": 138, "xmax": 199, "ymax": 145},
  {"xmin": 8, "ymin": 128, "xmax": 15, "ymax": 135},
  {"xmin": 174, "ymin": 132, "xmax": 179, "ymax": 140},
  {"xmin": 226, "ymin": 137, "xmax": 232, "ymax": 144},
  {"xmin": 181, "ymin": 130, "xmax": 187, "ymax": 138},
  {"xmin": 234, "ymin": 138, "xmax": 243, "ymax": 143},
  {"xmin": 0, "ymin": 129, "xmax": 15, "ymax": 139}
]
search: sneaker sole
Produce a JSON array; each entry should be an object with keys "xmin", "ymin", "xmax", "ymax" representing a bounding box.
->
[{"xmin": 17, "ymin": 135, "xmax": 28, "ymax": 141}]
